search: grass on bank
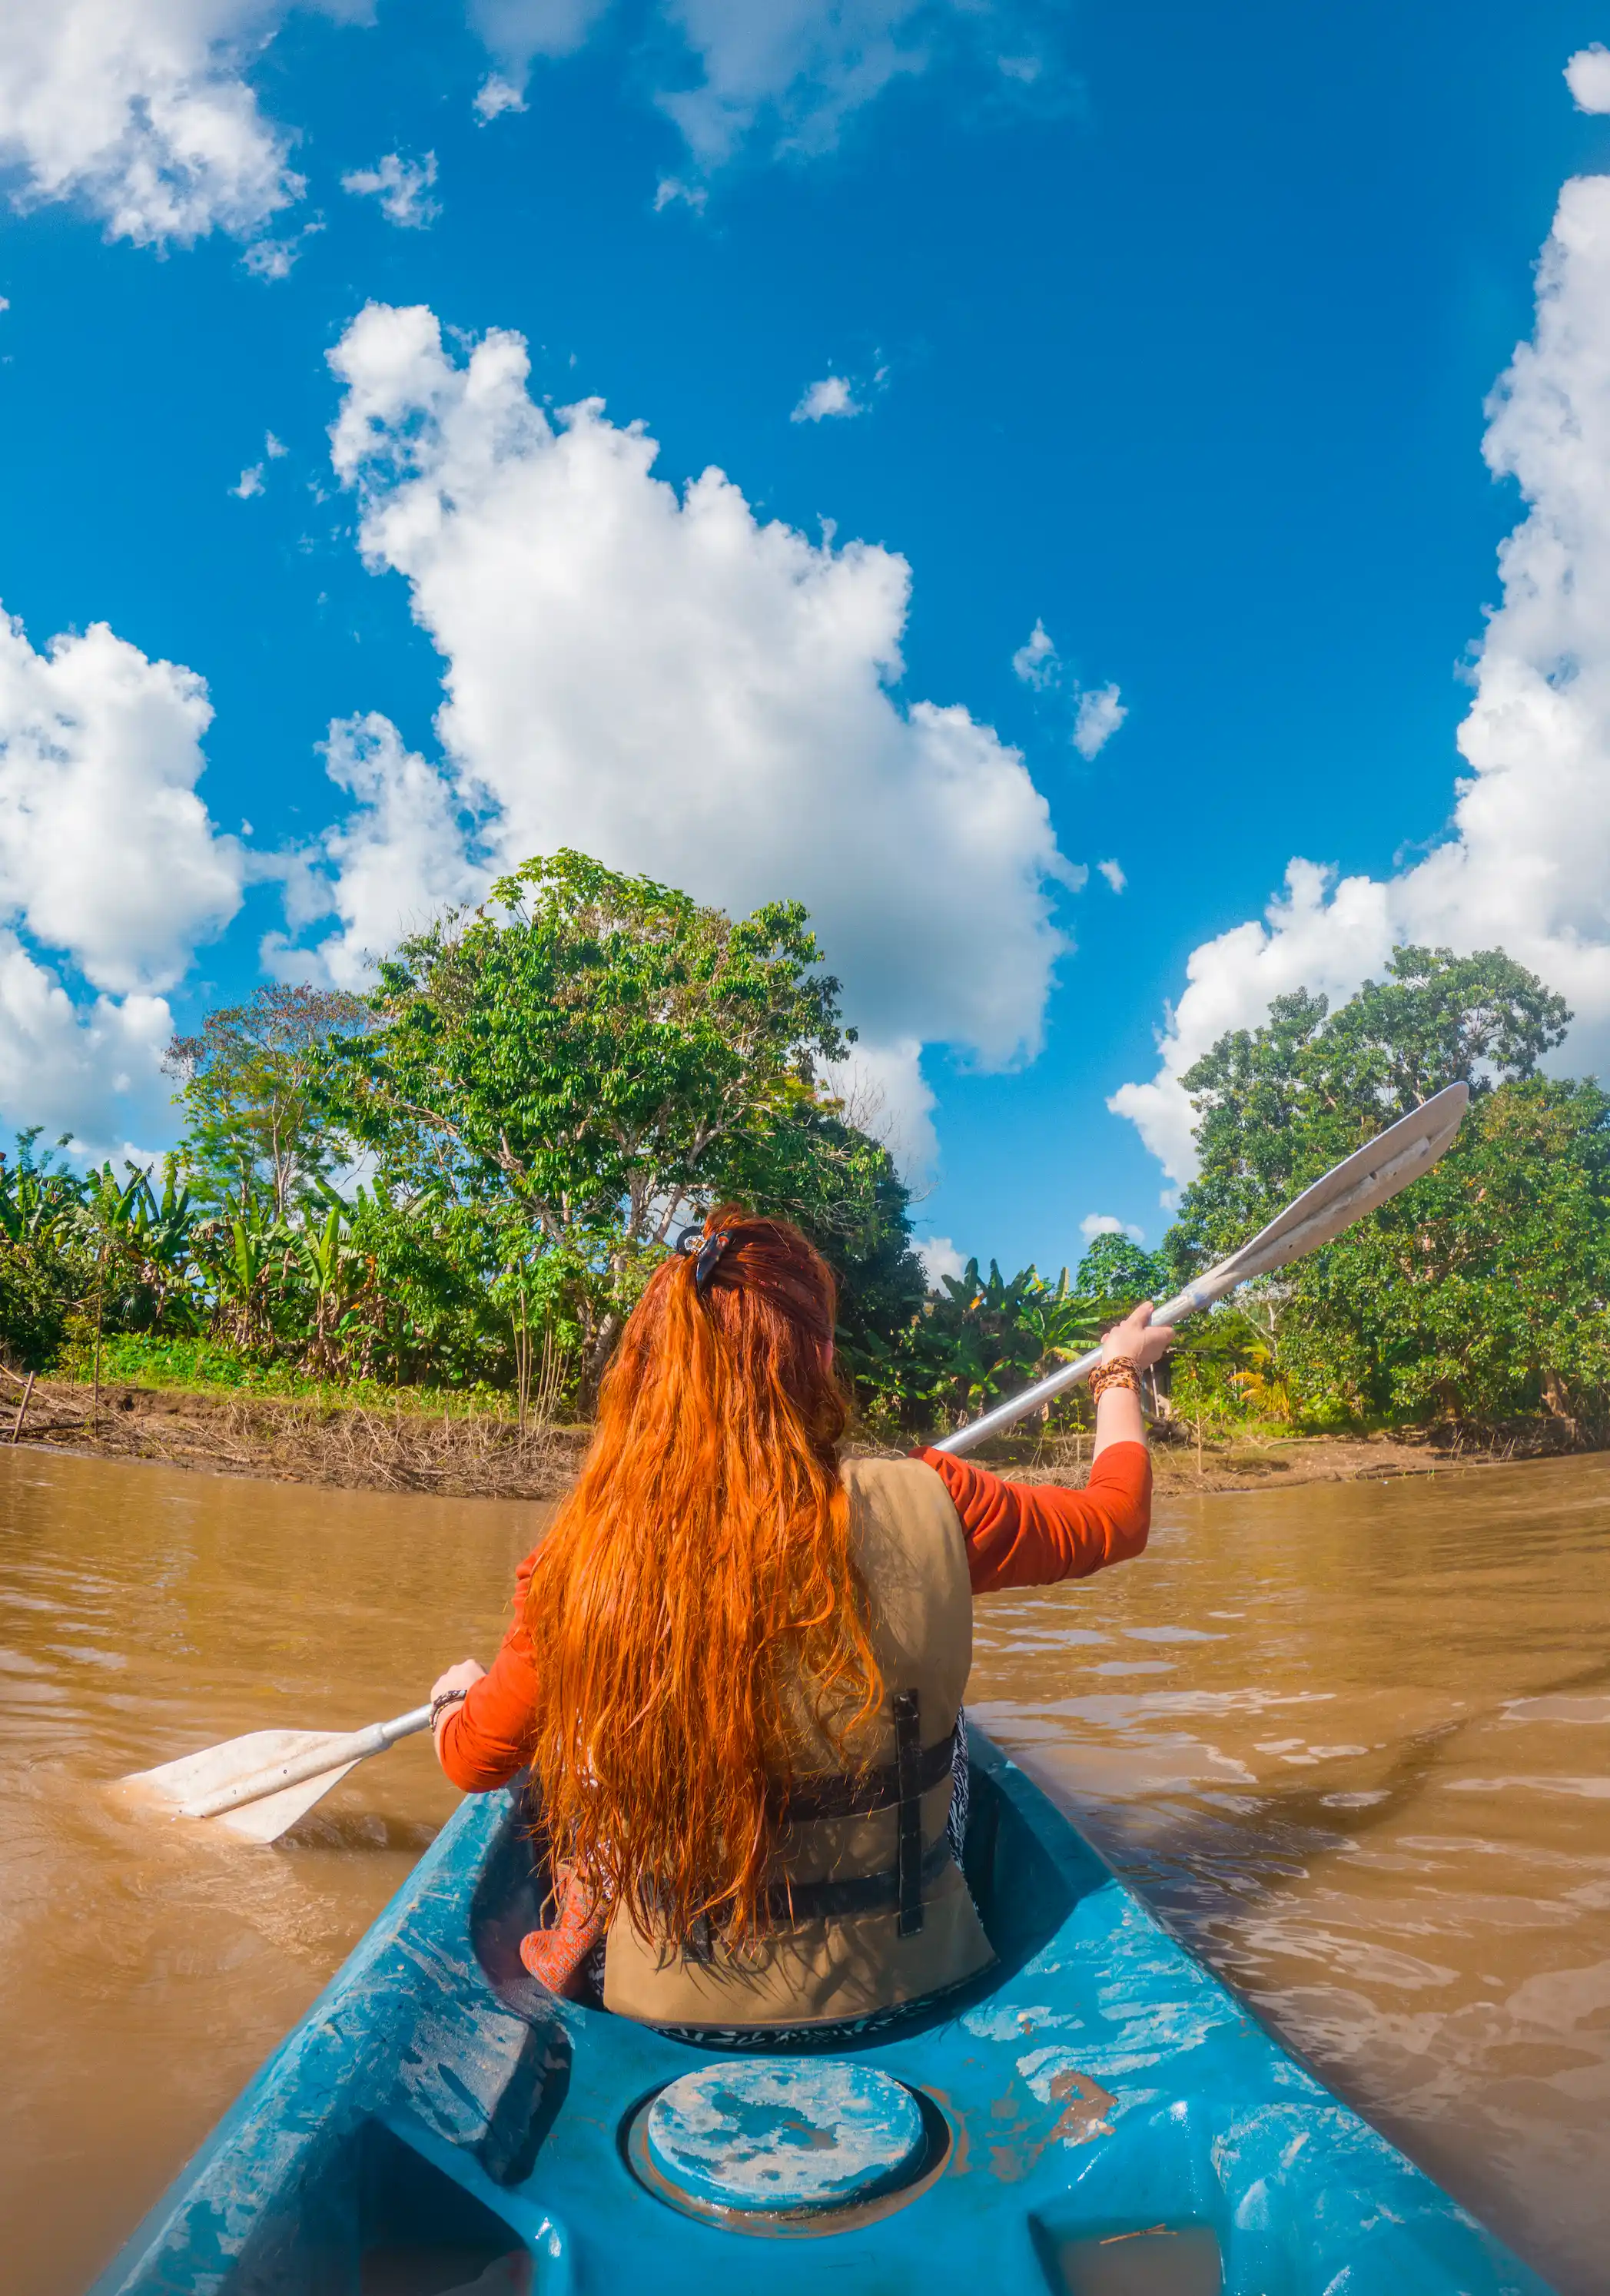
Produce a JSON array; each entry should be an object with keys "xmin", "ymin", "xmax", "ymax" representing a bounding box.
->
[{"xmin": 57, "ymin": 1332, "xmax": 534, "ymax": 1423}]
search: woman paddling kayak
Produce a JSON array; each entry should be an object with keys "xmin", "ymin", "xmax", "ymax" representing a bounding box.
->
[{"xmin": 427, "ymin": 1205, "xmax": 1172, "ymax": 2036}]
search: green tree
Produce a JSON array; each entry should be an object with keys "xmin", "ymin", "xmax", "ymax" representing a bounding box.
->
[
  {"xmin": 328, "ymin": 851, "xmax": 858, "ymax": 1395},
  {"xmin": 1280, "ymin": 1078, "xmax": 1610, "ymax": 1432},
  {"xmin": 1075, "ymin": 1232, "xmax": 1167, "ymax": 1309},
  {"xmin": 166, "ymin": 985, "xmax": 371, "ymax": 1221},
  {"xmin": 1163, "ymin": 947, "xmax": 1602, "ymax": 1437},
  {"xmin": 1170, "ymin": 946, "xmax": 1570, "ymax": 1274}
]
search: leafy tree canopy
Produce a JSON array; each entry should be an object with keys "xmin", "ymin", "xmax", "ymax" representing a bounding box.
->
[
  {"xmin": 166, "ymin": 984, "xmax": 370, "ymax": 1221},
  {"xmin": 1170, "ymin": 945, "xmax": 1571, "ymax": 1272}
]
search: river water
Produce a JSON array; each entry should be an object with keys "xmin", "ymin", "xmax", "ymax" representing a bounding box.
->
[{"xmin": 2, "ymin": 1448, "xmax": 1608, "ymax": 2294}]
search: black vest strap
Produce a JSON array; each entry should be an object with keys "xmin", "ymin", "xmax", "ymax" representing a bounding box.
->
[
  {"xmin": 762, "ymin": 1833, "xmax": 950, "ymax": 1926},
  {"xmin": 892, "ymin": 1688, "xmax": 925, "ymax": 1937},
  {"xmin": 769, "ymin": 1724, "xmax": 954, "ymax": 1824}
]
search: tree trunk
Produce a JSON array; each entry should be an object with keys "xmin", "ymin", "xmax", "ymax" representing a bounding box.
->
[{"xmin": 578, "ymin": 1309, "xmax": 622, "ymax": 1418}]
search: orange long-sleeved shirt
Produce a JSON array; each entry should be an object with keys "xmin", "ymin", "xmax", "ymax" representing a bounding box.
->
[{"xmin": 437, "ymin": 1440, "xmax": 1151, "ymax": 1793}]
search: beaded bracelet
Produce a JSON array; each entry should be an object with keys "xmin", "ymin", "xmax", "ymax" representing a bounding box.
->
[
  {"xmin": 1088, "ymin": 1354, "xmax": 1140, "ymax": 1403},
  {"xmin": 430, "ymin": 1687, "xmax": 470, "ymax": 1729}
]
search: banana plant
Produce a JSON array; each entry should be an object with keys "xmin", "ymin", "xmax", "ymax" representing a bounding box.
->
[
  {"xmin": 1015, "ymin": 1266, "xmax": 1107, "ymax": 1382},
  {"xmin": 290, "ymin": 1203, "xmax": 360, "ymax": 1370}
]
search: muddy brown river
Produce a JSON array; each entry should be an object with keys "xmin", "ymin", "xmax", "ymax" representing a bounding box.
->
[{"xmin": 2, "ymin": 1448, "xmax": 1608, "ymax": 2294}]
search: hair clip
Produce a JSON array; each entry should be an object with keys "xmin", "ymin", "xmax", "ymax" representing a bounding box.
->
[{"xmin": 693, "ymin": 1229, "xmax": 732, "ymax": 1294}]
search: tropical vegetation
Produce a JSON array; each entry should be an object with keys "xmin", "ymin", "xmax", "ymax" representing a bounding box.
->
[{"xmin": 4, "ymin": 851, "xmax": 1608, "ymax": 1449}]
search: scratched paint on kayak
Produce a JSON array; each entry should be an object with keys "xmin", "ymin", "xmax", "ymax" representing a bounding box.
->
[
  {"xmin": 86, "ymin": 1730, "xmax": 1555, "ymax": 2296},
  {"xmin": 643, "ymin": 2060, "xmax": 926, "ymax": 2210}
]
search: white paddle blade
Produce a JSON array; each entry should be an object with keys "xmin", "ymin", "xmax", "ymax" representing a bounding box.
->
[
  {"xmin": 1167, "ymin": 1081, "xmax": 1469, "ymax": 1315},
  {"xmin": 114, "ymin": 1704, "xmax": 433, "ymax": 1842},
  {"xmin": 207, "ymin": 1758, "xmax": 364, "ymax": 1843},
  {"xmin": 935, "ymin": 1081, "xmax": 1472, "ymax": 1456},
  {"xmin": 116, "ymin": 1727, "xmax": 370, "ymax": 1842},
  {"xmin": 1229, "ymin": 1080, "xmax": 1467, "ymax": 1275},
  {"xmin": 118, "ymin": 1728, "xmax": 357, "ymax": 1810}
]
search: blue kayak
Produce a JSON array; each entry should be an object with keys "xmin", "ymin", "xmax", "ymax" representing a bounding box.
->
[{"xmin": 89, "ymin": 1728, "xmax": 1552, "ymax": 2296}]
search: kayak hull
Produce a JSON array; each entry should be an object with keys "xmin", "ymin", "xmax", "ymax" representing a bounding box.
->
[{"xmin": 88, "ymin": 1730, "xmax": 1554, "ymax": 2296}]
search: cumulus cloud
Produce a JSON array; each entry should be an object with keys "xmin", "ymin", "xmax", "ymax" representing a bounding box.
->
[
  {"xmin": 1081, "ymin": 1211, "xmax": 1143, "ymax": 1243},
  {"xmin": 310, "ymin": 301, "xmax": 1075, "ymax": 1163},
  {"xmin": 1114, "ymin": 154, "xmax": 1610, "ymax": 1187},
  {"xmin": 0, "ymin": 0, "xmax": 338, "ymax": 250},
  {"xmin": 792, "ymin": 373, "xmax": 861, "ymax": 423},
  {"xmin": 0, "ymin": 611, "xmax": 243, "ymax": 994},
  {"xmin": 0, "ymin": 944, "xmax": 178, "ymax": 1157},
  {"xmin": 1096, "ymin": 858, "xmax": 1125, "ymax": 894},
  {"xmin": 1565, "ymin": 45, "xmax": 1610, "ymax": 114},
  {"xmin": 0, "ymin": 606, "xmax": 243, "ymax": 1150},
  {"xmin": 1071, "ymin": 681, "xmax": 1126, "ymax": 760},
  {"xmin": 268, "ymin": 713, "xmax": 485, "ymax": 990},
  {"xmin": 341, "ymin": 150, "xmax": 440, "ymax": 229}
]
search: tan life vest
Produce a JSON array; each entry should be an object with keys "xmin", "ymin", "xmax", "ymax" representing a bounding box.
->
[{"xmin": 602, "ymin": 1455, "xmax": 996, "ymax": 2029}]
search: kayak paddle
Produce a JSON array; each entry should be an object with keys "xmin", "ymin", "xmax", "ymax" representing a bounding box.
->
[
  {"xmin": 115, "ymin": 1704, "xmax": 433, "ymax": 1843},
  {"xmin": 116, "ymin": 1083, "xmax": 1468, "ymax": 1842},
  {"xmin": 933, "ymin": 1080, "xmax": 1470, "ymax": 1457}
]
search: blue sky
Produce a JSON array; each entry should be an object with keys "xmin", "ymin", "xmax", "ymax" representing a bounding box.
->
[{"xmin": 4, "ymin": 0, "xmax": 1610, "ymax": 1279}]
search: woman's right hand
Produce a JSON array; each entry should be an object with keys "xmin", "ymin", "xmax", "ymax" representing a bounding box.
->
[{"xmin": 1100, "ymin": 1300, "xmax": 1174, "ymax": 1371}]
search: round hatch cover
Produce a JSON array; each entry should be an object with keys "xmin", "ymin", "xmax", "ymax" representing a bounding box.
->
[{"xmin": 642, "ymin": 2059, "xmax": 926, "ymax": 2215}]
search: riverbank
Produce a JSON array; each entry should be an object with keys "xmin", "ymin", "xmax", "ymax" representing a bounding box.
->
[
  {"xmin": 0, "ymin": 1373, "xmax": 586, "ymax": 1499},
  {"xmin": 0, "ymin": 1370, "xmax": 1568, "ymax": 1496}
]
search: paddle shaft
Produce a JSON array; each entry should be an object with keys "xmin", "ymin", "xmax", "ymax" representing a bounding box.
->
[
  {"xmin": 929, "ymin": 1277, "xmax": 1227, "ymax": 1459},
  {"xmin": 931, "ymin": 1084, "xmax": 1469, "ymax": 1460},
  {"xmin": 181, "ymin": 1704, "xmax": 434, "ymax": 1820}
]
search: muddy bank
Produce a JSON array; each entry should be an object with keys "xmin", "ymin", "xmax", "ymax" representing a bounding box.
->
[
  {"xmin": 0, "ymin": 1375, "xmax": 584, "ymax": 1498},
  {"xmin": 0, "ymin": 1372, "xmax": 1565, "ymax": 1498}
]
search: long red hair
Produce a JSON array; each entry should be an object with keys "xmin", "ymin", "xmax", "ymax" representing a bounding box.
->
[{"xmin": 523, "ymin": 1206, "xmax": 884, "ymax": 1943}]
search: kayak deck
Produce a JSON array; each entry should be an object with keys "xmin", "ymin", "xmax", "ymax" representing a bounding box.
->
[{"xmin": 90, "ymin": 1730, "xmax": 1552, "ymax": 2296}]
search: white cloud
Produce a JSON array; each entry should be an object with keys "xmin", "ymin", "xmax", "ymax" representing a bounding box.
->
[
  {"xmin": 0, "ymin": 943, "xmax": 178, "ymax": 1157},
  {"xmin": 1096, "ymin": 858, "xmax": 1125, "ymax": 894},
  {"xmin": 313, "ymin": 302, "xmax": 1076, "ymax": 1166},
  {"xmin": 1081, "ymin": 1211, "xmax": 1143, "ymax": 1243},
  {"xmin": 1114, "ymin": 158, "xmax": 1610, "ymax": 1187},
  {"xmin": 341, "ymin": 150, "xmax": 440, "ymax": 230},
  {"xmin": 0, "ymin": 610, "xmax": 243, "ymax": 994},
  {"xmin": 0, "ymin": 0, "xmax": 333, "ymax": 251},
  {"xmin": 268, "ymin": 713, "xmax": 484, "ymax": 990},
  {"xmin": 0, "ymin": 606, "xmax": 243, "ymax": 1152},
  {"xmin": 473, "ymin": 74, "xmax": 529, "ymax": 122},
  {"xmin": 915, "ymin": 1233, "xmax": 965, "ymax": 1289},
  {"xmin": 466, "ymin": 0, "xmax": 612, "ymax": 118},
  {"xmin": 1071, "ymin": 680, "xmax": 1126, "ymax": 759},
  {"xmin": 1011, "ymin": 619, "xmax": 1057, "ymax": 688},
  {"xmin": 469, "ymin": 1, "xmax": 1072, "ymax": 174},
  {"xmin": 1011, "ymin": 622, "xmax": 1126, "ymax": 755},
  {"xmin": 240, "ymin": 214, "xmax": 324, "ymax": 279},
  {"xmin": 792, "ymin": 373, "xmax": 861, "ymax": 423},
  {"xmin": 1565, "ymin": 45, "xmax": 1610, "ymax": 114},
  {"xmin": 652, "ymin": 174, "xmax": 707, "ymax": 213},
  {"xmin": 231, "ymin": 428, "xmax": 287, "ymax": 499}
]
